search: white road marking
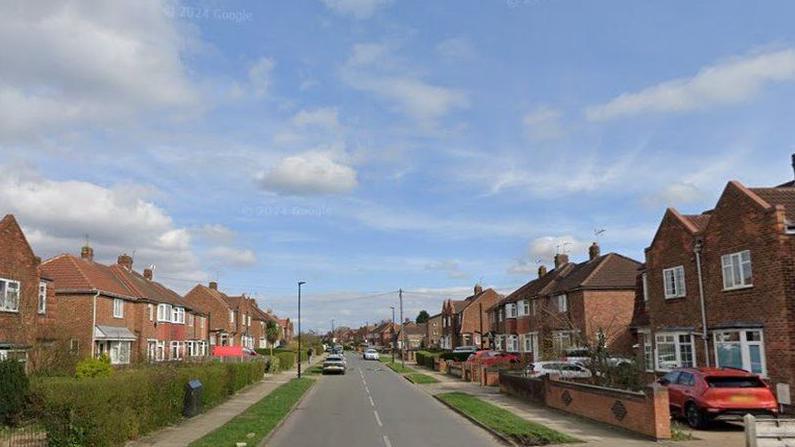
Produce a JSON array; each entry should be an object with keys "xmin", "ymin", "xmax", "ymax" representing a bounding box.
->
[
  {"xmin": 369, "ymin": 396, "xmax": 375, "ymax": 407},
  {"xmin": 365, "ymin": 386, "xmax": 370, "ymax": 395},
  {"xmin": 373, "ymin": 410, "xmax": 383, "ymax": 427},
  {"xmin": 383, "ymin": 435, "xmax": 392, "ymax": 447}
]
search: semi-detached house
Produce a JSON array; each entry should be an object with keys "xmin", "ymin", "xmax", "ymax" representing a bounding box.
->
[
  {"xmin": 440, "ymin": 285, "xmax": 502, "ymax": 350},
  {"xmin": 633, "ymin": 171, "xmax": 795, "ymax": 406}
]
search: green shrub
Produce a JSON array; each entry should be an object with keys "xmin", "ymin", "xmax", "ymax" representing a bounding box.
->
[
  {"xmin": 440, "ymin": 352, "xmax": 471, "ymax": 362},
  {"xmin": 0, "ymin": 359, "xmax": 29, "ymax": 425},
  {"xmin": 415, "ymin": 351, "xmax": 440, "ymax": 369},
  {"xmin": 274, "ymin": 352, "xmax": 295, "ymax": 371},
  {"xmin": 33, "ymin": 360, "xmax": 265, "ymax": 446},
  {"xmin": 75, "ymin": 355, "xmax": 113, "ymax": 379},
  {"xmin": 266, "ymin": 356, "xmax": 280, "ymax": 373}
]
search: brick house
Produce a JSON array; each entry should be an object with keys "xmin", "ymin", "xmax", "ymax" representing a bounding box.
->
[
  {"xmin": 489, "ymin": 245, "xmax": 640, "ymax": 361},
  {"xmin": 633, "ymin": 174, "xmax": 795, "ymax": 405},
  {"xmin": 277, "ymin": 317, "xmax": 293, "ymax": 345},
  {"xmin": 425, "ymin": 313, "xmax": 442, "ymax": 349},
  {"xmin": 41, "ymin": 248, "xmax": 208, "ymax": 365},
  {"xmin": 0, "ymin": 215, "xmax": 54, "ymax": 364},
  {"xmin": 397, "ymin": 322, "xmax": 426, "ymax": 350},
  {"xmin": 184, "ymin": 282, "xmax": 240, "ymax": 348},
  {"xmin": 440, "ymin": 285, "xmax": 502, "ymax": 350}
]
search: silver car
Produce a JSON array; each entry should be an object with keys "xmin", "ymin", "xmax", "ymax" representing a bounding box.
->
[{"xmin": 322, "ymin": 354, "xmax": 347, "ymax": 375}]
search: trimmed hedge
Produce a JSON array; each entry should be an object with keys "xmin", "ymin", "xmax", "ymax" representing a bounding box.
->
[
  {"xmin": 0, "ymin": 359, "xmax": 29, "ymax": 425},
  {"xmin": 440, "ymin": 352, "xmax": 471, "ymax": 362},
  {"xmin": 32, "ymin": 360, "xmax": 265, "ymax": 446},
  {"xmin": 415, "ymin": 351, "xmax": 440, "ymax": 369}
]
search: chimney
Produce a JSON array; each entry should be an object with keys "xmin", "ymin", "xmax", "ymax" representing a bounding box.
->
[
  {"xmin": 209, "ymin": 281, "xmax": 218, "ymax": 290},
  {"xmin": 80, "ymin": 245, "xmax": 94, "ymax": 262},
  {"xmin": 589, "ymin": 242, "xmax": 601, "ymax": 260},
  {"xmin": 474, "ymin": 284, "xmax": 483, "ymax": 295},
  {"xmin": 538, "ymin": 265, "xmax": 548, "ymax": 278},
  {"xmin": 117, "ymin": 253, "xmax": 133, "ymax": 270},
  {"xmin": 791, "ymin": 153, "xmax": 795, "ymax": 181},
  {"xmin": 554, "ymin": 253, "xmax": 569, "ymax": 269},
  {"xmin": 143, "ymin": 268, "xmax": 153, "ymax": 280}
]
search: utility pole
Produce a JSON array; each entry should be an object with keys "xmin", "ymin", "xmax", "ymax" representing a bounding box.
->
[
  {"xmin": 399, "ymin": 289, "xmax": 405, "ymax": 368},
  {"xmin": 390, "ymin": 306, "xmax": 396, "ymax": 363},
  {"xmin": 331, "ymin": 319, "xmax": 335, "ymax": 343},
  {"xmin": 297, "ymin": 281, "xmax": 305, "ymax": 378}
]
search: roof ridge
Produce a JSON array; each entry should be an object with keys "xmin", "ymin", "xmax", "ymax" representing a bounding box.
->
[
  {"xmin": 579, "ymin": 254, "xmax": 610, "ymax": 287},
  {"xmin": 110, "ymin": 265, "xmax": 145, "ymax": 298}
]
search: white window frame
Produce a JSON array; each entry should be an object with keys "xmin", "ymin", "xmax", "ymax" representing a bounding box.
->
[
  {"xmin": 170, "ymin": 341, "xmax": 184, "ymax": 360},
  {"xmin": 638, "ymin": 329, "xmax": 654, "ymax": 372},
  {"xmin": 108, "ymin": 341, "xmax": 131, "ymax": 365},
  {"xmin": 229, "ymin": 310, "xmax": 235, "ymax": 324},
  {"xmin": 713, "ymin": 329, "xmax": 766, "ymax": 376},
  {"xmin": 520, "ymin": 300, "xmax": 530, "ymax": 316},
  {"xmin": 552, "ymin": 330, "xmax": 576, "ymax": 353},
  {"xmin": 148, "ymin": 304, "xmax": 154, "ymax": 321},
  {"xmin": 172, "ymin": 306, "xmax": 185, "ymax": 324},
  {"xmin": 38, "ymin": 282, "xmax": 47, "ymax": 314},
  {"xmin": 113, "ymin": 298, "xmax": 124, "ymax": 318},
  {"xmin": 721, "ymin": 250, "xmax": 753, "ymax": 290},
  {"xmin": 523, "ymin": 332, "xmax": 538, "ymax": 354},
  {"xmin": 642, "ymin": 273, "xmax": 649, "ymax": 303},
  {"xmin": 507, "ymin": 335, "xmax": 519, "ymax": 352},
  {"xmin": 157, "ymin": 304, "xmax": 172, "ymax": 322},
  {"xmin": 0, "ymin": 278, "xmax": 20, "ymax": 312},
  {"xmin": 555, "ymin": 294, "xmax": 568, "ymax": 313},
  {"xmin": 663, "ymin": 266, "xmax": 686, "ymax": 299},
  {"xmin": 654, "ymin": 332, "xmax": 696, "ymax": 371},
  {"xmin": 505, "ymin": 303, "xmax": 517, "ymax": 319}
]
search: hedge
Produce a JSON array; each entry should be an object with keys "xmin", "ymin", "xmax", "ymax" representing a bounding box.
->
[
  {"xmin": 415, "ymin": 351, "xmax": 440, "ymax": 369},
  {"xmin": 440, "ymin": 352, "xmax": 472, "ymax": 362},
  {"xmin": 0, "ymin": 359, "xmax": 29, "ymax": 425},
  {"xmin": 32, "ymin": 360, "xmax": 265, "ymax": 446}
]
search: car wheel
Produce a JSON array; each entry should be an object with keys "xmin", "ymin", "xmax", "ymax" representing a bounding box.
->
[{"xmin": 685, "ymin": 403, "xmax": 705, "ymax": 429}]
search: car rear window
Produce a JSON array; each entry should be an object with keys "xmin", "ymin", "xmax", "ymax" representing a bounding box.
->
[{"xmin": 706, "ymin": 376, "xmax": 765, "ymax": 388}]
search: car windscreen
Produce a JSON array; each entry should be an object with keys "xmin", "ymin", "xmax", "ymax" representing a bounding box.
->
[{"xmin": 706, "ymin": 376, "xmax": 765, "ymax": 388}]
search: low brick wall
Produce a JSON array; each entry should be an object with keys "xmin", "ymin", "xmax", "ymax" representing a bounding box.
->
[
  {"xmin": 481, "ymin": 367, "xmax": 500, "ymax": 386},
  {"xmin": 447, "ymin": 361, "xmax": 464, "ymax": 378},
  {"xmin": 499, "ymin": 371, "xmax": 670, "ymax": 440}
]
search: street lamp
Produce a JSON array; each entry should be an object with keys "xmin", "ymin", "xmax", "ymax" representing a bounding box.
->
[{"xmin": 297, "ymin": 281, "xmax": 306, "ymax": 378}]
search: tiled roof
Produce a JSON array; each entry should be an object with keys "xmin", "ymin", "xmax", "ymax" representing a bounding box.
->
[
  {"xmin": 498, "ymin": 263, "xmax": 574, "ymax": 306},
  {"xmin": 111, "ymin": 265, "xmax": 189, "ymax": 309},
  {"xmin": 681, "ymin": 214, "xmax": 711, "ymax": 232},
  {"xmin": 750, "ymin": 187, "xmax": 795, "ymax": 222},
  {"xmin": 41, "ymin": 254, "xmax": 137, "ymax": 299},
  {"xmin": 451, "ymin": 299, "xmax": 469, "ymax": 313}
]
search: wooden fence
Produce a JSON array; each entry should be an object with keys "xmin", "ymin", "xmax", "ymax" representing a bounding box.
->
[{"xmin": 744, "ymin": 415, "xmax": 795, "ymax": 447}]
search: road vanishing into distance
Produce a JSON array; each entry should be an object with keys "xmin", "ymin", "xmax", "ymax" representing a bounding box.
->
[{"xmin": 265, "ymin": 352, "xmax": 498, "ymax": 447}]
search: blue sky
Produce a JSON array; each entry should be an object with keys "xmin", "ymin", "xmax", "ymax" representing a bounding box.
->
[{"xmin": 1, "ymin": 0, "xmax": 794, "ymax": 331}]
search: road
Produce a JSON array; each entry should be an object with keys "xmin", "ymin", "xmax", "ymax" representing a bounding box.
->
[{"xmin": 265, "ymin": 352, "xmax": 499, "ymax": 447}]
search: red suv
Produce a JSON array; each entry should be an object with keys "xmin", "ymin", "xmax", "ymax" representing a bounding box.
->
[
  {"xmin": 658, "ymin": 367, "xmax": 778, "ymax": 428},
  {"xmin": 466, "ymin": 350, "xmax": 520, "ymax": 367}
]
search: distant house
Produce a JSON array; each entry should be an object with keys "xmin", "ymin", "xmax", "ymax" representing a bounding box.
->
[
  {"xmin": 633, "ymin": 169, "xmax": 795, "ymax": 405},
  {"xmin": 425, "ymin": 313, "xmax": 442, "ymax": 349},
  {"xmin": 397, "ymin": 322, "xmax": 426, "ymax": 350},
  {"xmin": 489, "ymin": 244, "xmax": 640, "ymax": 360},
  {"xmin": 440, "ymin": 285, "xmax": 502, "ymax": 350},
  {"xmin": 0, "ymin": 215, "xmax": 54, "ymax": 364}
]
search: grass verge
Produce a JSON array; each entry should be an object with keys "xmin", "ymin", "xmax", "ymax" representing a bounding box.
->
[
  {"xmin": 189, "ymin": 377, "xmax": 315, "ymax": 447},
  {"xmin": 405, "ymin": 373, "xmax": 439, "ymax": 384},
  {"xmin": 385, "ymin": 361, "xmax": 415, "ymax": 374},
  {"xmin": 436, "ymin": 392, "xmax": 580, "ymax": 446}
]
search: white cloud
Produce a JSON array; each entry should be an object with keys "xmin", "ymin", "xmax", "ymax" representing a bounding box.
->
[
  {"xmin": 528, "ymin": 235, "xmax": 591, "ymax": 262},
  {"xmin": 0, "ymin": 0, "xmax": 198, "ymax": 141},
  {"xmin": 425, "ymin": 260, "xmax": 468, "ymax": 279},
  {"xmin": 258, "ymin": 151, "xmax": 358, "ymax": 195},
  {"xmin": 194, "ymin": 224, "xmax": 236, "ymax": 243},
  {"xmin": 436, "ymin": 37, "xmax": 476, "ymax": 61},
  {"xmin": 292, "ymin": 107, "xmax": 340, "ymax": 130},
  {"xmin": 643, "ymin": 182, "xmax": 705, "ymax": 207},
  {"xmin": 248, "ymin": 57, "xmax": 276, "ymax": 98},
  {"xmin": 320, "ymin": 0, "xmax": 391, "ymax": 19},
  {"xmin": 0, "ymin": 167, "xmax": 204, "ymax": 286},
  {"xmin": 586, "ymin": 48, "xmax": 795, "ymax": 121},
  {"xmin": 523, "ymin": 106, "xmax": 564, "ymax": 141},
  {"xmin": 206, "ymin": 246, "xmax": 257, "ymax": 267}
]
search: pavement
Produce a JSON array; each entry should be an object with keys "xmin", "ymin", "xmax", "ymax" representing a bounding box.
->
[
  {"xmin": 263, "ymin": 353, "xmax": 500, "ymax": 447},
  {"xmin": 127, "ymin": 355, "xmax": 325, "ymax": 447}
]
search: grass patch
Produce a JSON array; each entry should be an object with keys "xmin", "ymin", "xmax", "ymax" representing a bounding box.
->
[
  {"xmin": 189, "ymin": 377, "xmax": 315, "ymax": 447},
  {"xmin": 384, "ymin": 361, "xmax": 415, "ymax": 374},
  {"xmin": 670, "ymin": 421, "xmax": 696, "ymax": 441},
  {"xmin": 437, "ymin": 392, "xmax": 580, "ymax": 446},
  {"xmin": 306, "ymin": 365, "xmax": 323, "ymax": 375},
  {"xmin": 405, "ymin": 373, "xmax": 439, "ymax": 384}
]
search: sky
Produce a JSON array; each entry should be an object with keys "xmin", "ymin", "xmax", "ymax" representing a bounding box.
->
[{"xmin": 2, "ymin": 0, "xmax": 794, "ymax": 331}]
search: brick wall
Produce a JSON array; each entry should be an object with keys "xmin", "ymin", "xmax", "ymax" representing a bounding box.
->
[{"xmin": 0, "ymin": 216, "xmax": 41, "ymax": 353}]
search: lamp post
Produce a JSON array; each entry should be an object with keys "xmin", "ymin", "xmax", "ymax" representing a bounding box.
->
[{"xmin": 297, "ymin": 281, "xmax": 306, "ymax": 378}]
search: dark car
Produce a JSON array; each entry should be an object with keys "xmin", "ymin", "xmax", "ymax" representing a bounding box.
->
[{"xmin": 658, "ymin": 367, "xmax": 778, "ymax": 428}]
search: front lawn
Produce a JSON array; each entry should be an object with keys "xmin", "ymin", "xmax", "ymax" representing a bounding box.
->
[
  {"xmin": 384, "ymin": 360, "xmax": 415, "ymax": 374},
  {"xmin": 436, "ymin": 392, "xmax": 580, "ymax": 446},
  {"xmin": 405, "ymin": 373, "xmax": 439, "ymax": 384},
  {"xmin": 189, "ymin": 377, "xmax": 315, "ymax": 447}
]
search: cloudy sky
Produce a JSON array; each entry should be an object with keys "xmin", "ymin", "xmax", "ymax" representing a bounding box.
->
[{"xmin": 2, "ymin": 0, "xmax": 794, "ymax": 331}]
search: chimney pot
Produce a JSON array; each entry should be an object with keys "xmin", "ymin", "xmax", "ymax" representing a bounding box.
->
[
  {"xmin": 80, "ymin": 245, "xmax": 94, "ymax": 262},
  {"xmin": 209, "ymin": 281, "xmax": 218, "ymax": 290},
  {"xmin": 143, "ymin": 268, "xmax": 153, "ymax": 280},
  {"xmin": 538, "ymin": 265, "xmax": 548, "ymax": 278},
  {"xmin": 117, "ymin": 253, "xmax": 133, "ymax": 270},
  {"xmin": 589, "ymin": 242, "xmax": 601, "ymax": 260},
  {"xmin": 554, "ymin": 253, "xmax": 569, "ymax": 269},
  {"xmin": 474, "ymin": 284, "xmax": 483, "ymax": 295}
]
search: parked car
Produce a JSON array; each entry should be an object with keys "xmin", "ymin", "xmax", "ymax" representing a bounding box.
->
[
  {"xmin": 452, "ymin": 345, "xmax": 478, "ymax": 354},
  {"xmin": 657, "ymin": 367, "xmax": 778, "ymax": 428},
  {"xmin": 466, "ymin": 350, "xmax": 519, "ymax": 366},
  {"xmin": 322, "ymin": 354, "xmax": 347, "ymax": 375},
  {"xmin": 564, "ymin": 347, "xmax": 632, "ymax": 368},
  {"xmin": 524, "ymin": 361, "xmax": 592, "ymax": 379},
  {"xmin": 363, "ymin": 348, "xmax": 380, "ymax": 360}
]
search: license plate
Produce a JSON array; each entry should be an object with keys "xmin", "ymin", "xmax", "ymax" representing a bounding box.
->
[{"xmin": 729, "ymin": 395, "xmax": 755, "ymax": 403}]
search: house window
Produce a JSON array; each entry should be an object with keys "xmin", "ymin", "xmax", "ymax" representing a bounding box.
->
[
  {"xmin": 148, "ymin": 304, "xmax": 154, "ymax": 321},
  {"xmin": 69, "ymin": 338, "xmax": 80, "ymax": 354},
  {"xmin": 494, "ymin": 335, "xmax": 504, "ymax": 351},
  {"xmin": 506, "ymin": 303, "xmax": 517, "ymax": 318},
  {"xmin": 642, "ymin": 273, "xmax": 649, "ymax": 302},
  {"xmin": 113, "ymin": 298, "xmax": 124, "ymax": 318},
  {"xmin": 38, "ymin": 282, "xmax": 47, "ymax": 314},
  {"xmin": 714, "ymin": 329, "xmax": 766, "ymax": 375},
  {"xmin": 247, "ymin": 315, "xmax": 251, "ymax": 326},
  {"xmin": 721, "ymin": 250, "xmax": 753, "ymax": 290},
  {"xmin": 171, "ymin": 306, "xmax": 185, "ymax": 324},
  {"xmin": 552, "ymin": 330, "xmax": 576, "ymax": 353},
  {"xmin": 638, "ymin": 330, "xmax": 654, "ymax": 372},
  {"xmin": 108, "ymin": 341, "xmax": 131, "ymax": 364},
  {"xmin": 157, "ymin": 304, "xmax": 171, "ymax": 322},
  {"xmin": 523, "ymin": 332, "xmax": 538, "ymax": 353},
  {"xmin": 170, "ymin": 341, "xmax": 184, "ymax": 360},
  {"xmin": 663, "ymin": 266, "xmax": 686, "ymax": 298},
  {"xmin": 555, "ymin": 294, "xmax": 567, "ymax": 313},
  {"xmin": 229, "ymin": 310, "xmax": 235, "ymax": 324},
  {"xmin": 0, "ymin": 278, "xmax": 20, "ymax": 312},
  {"xmin": 520, "ymin": 300, "xmax": 530, "ymax": 316},
  {"xmin": 655, "ymin": 332, "xmax": 695, "ymax": 370},
  {"xmin": 507, "ymin": 335, "xmax": 519, "ymax": 352}
]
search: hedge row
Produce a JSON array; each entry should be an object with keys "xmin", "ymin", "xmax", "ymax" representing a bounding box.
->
[
  {"xmin": 32, "ymin": 360, "xmax": 265, "ymax": 447},
  {"xmin": 440, "ymin": 352, "xmax": 472, "ymax": 362},
  {"xmin": 415, "ymin": 351, "xmax": 440, "ymax": 369}
]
